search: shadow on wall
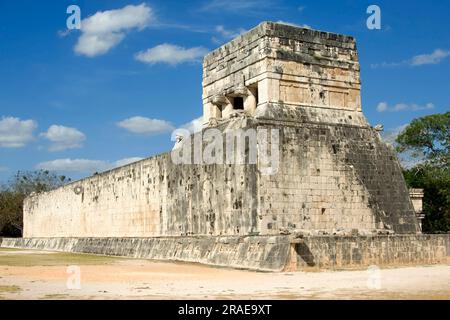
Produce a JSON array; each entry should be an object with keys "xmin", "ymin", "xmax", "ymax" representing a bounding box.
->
[{"xmin": 295, "ymin": 242, "xmax": 316, "ymax": 267}]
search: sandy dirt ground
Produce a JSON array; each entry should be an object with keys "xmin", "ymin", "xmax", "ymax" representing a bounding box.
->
[{"xmin": 0, "ymin": 248, "xmax": 449, "ymax": 300}]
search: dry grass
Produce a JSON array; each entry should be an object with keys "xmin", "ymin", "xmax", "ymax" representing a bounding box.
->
[
  {"xmin": 0, "ymin": 285, "xmax": 21, "ymax": 293},
  {"xmin": 0, "ymin": 249, "xmax": 121, "ymax": 266},
  {"xmin": 40, "ymin": 294, "xmax": 71, "ymax": 300}
]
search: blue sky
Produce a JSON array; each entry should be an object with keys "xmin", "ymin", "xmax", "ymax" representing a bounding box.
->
[{"xmin": 0, "ymin": 0, "xmax": 449, "ymax": 182}]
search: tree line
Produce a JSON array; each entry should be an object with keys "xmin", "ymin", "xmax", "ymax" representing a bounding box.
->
[
  {"xmin": 0, "ymin": 171, "xmax": 70, "ymax": 236},
  {"xmin": 396, "ymin": 111, "xmax": 449, "ymax": 232}
]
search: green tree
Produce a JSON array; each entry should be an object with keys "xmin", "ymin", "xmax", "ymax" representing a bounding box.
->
[
  {"xmin": 403, "ymin": 165, "xmax": 449, "ymax": 232},
  {"xmin": 0, "ymin": 170, "xmax": 71, "ymax": 237},
  {"xmin": 396, "ymin": 111, "xmax": 450, "ymax": 233},
  {"xmin": 396, "ymin": 111, "xmax": 449, "ymax": 168}
]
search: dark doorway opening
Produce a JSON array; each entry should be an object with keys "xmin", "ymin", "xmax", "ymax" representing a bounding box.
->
[{"xmin": 233, "ymin": 97, "xmax": 244, "ymax": 110}]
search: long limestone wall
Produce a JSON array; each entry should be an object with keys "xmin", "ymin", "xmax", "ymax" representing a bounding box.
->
[
  {"xmin": 24, "ymin": 109, "xmax": 419, "ymax": 238},
  {"xmin": 24, "ymin": 141, "xmax": 259, "ymax": 238},
  {"xmin": 23, "ymin": 21, "xmax": 419, "ymax": 238},
  {"xmin": 1, "ymin": 235, "xmax": 448, "ymax": 271}
]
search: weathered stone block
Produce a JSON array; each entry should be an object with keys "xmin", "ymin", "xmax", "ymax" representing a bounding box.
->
[{"xmin": 22, "ymin": 22, "xmax": 419, "ymax": 240}]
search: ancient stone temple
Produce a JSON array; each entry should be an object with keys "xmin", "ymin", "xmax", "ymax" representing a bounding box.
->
[
  {"xmin": 201, "ymin": 21, "xmax": 419, "ymax": 235},
  {"xmin": 2, "ymin": 22, "xmax": 447, "ymax": 271}
]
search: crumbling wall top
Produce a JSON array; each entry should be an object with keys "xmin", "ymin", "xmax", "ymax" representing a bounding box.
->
[
  {"xmin": 202, "ymin": 21, "xmax": 362, "ymax": 126},
  {"xmin": 203, "ymin": 21, "xmax": 356, "ymax": 66}
]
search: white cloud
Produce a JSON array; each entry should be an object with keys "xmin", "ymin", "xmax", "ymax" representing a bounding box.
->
[
  {"xmin": 211, "ymin": 21, "xmax": 311, "ymax": 45},
  {"xmin": 381, "ymin": 124, "xmax": 425, "ymax": 168},
  {"xmin": 381, "ymin": 124, "xmax": 408, "ymax": 146},
  {"xmin": 135, "ymin": 44, "xmax": 208, "ymax": 65},
  {"xmin": 212, "ymin": 25, "xmax": 247, "ymax": 44},
  {"xmin": 36, "ymin": 157, "xmax": 144, "ymax": 174},
  {"xmin": 215, "ymin": 25, "xmax": 246, "ymax": 39},
  {"xmin": 75, "ymin": 3, "xmax": 153, "ymax": 57},
  {"xmin": 76, "ymin": 33, "xmax": 125, "ymax": 57},
  {"xmin": 172, "ymin": 116, "xmax": 204, "ymax": 150},
  {"xmin": 370, "ymin": 61, "xmax": 402, "ymax": 69},
  {"xmin": 117, "ymin": 116, "xmax": 174, "ymax": 135},
  {"xmin": 180, "ymin": 116, "xmax": 204, "ymax": 133},
  {"xmin": 276, "ymin": 20, "xmax": 311, "ymax": 29},
  {"xmin": 0, "ymin": 116, "xmax": 37, "ymax": 148},
  {"xmin": 371, "ymin": 48, "xmax": 450, "ymax": 69},
  {"xmin": 36, "ymin": 159, "xmax": 109, "ymax": 173},
  {"xmin": 200, "ymin": 0, "xmax": 270, "ymax": 12},
  {"xmin": 113, "ymin": 157, "xmax": 144, "ymax": 167},
  {"xmin": 376, "ymin": 102, "xmax": 434, "ymax": 113},
  {"xmin": 411, "ymin": 49, "xmax": 450, "ymax": 66},
  {"xmin": 376, "ymin": 102, "xmax": 388, "ymax": 112},
  {"xmin": 57, "ymin": 29, "xmax": 72, "ymax": 38},
  {"xmin": 0, "ymin": 166, "xmax": 8, "ymax": 172},
  {"xmin": 40, "ymin": 125, "xmax": 86, "ymax": 151}
]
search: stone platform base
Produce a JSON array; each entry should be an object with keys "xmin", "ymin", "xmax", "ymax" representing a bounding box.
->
[
  {"xmin": 0, "ymin": 236, "xmax": 290, "ymax": 272},
  {"xmin": 286, "ymin": 234, "xmax": 449, "ymax": 271},
  {"xmin": 1, "ymin": 235, "xmax": 448, "ymax": 272}
]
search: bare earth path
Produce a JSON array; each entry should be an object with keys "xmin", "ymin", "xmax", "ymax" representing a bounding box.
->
[{"xmin": 0, "ymin": 248, "xmax": 449, "ymax": 300}]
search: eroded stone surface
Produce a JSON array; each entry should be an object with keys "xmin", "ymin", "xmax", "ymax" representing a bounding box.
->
[
  {"xmin": 23, "ymin": 21, "xmax": 419, "ymax": 238},
  {"xmin": 202, "ymin": 22, "xmax": 361, "ymax": 125},
  {"xmin": 2, "ymin": 235, "xmax": 448, "ymax": 272}
]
